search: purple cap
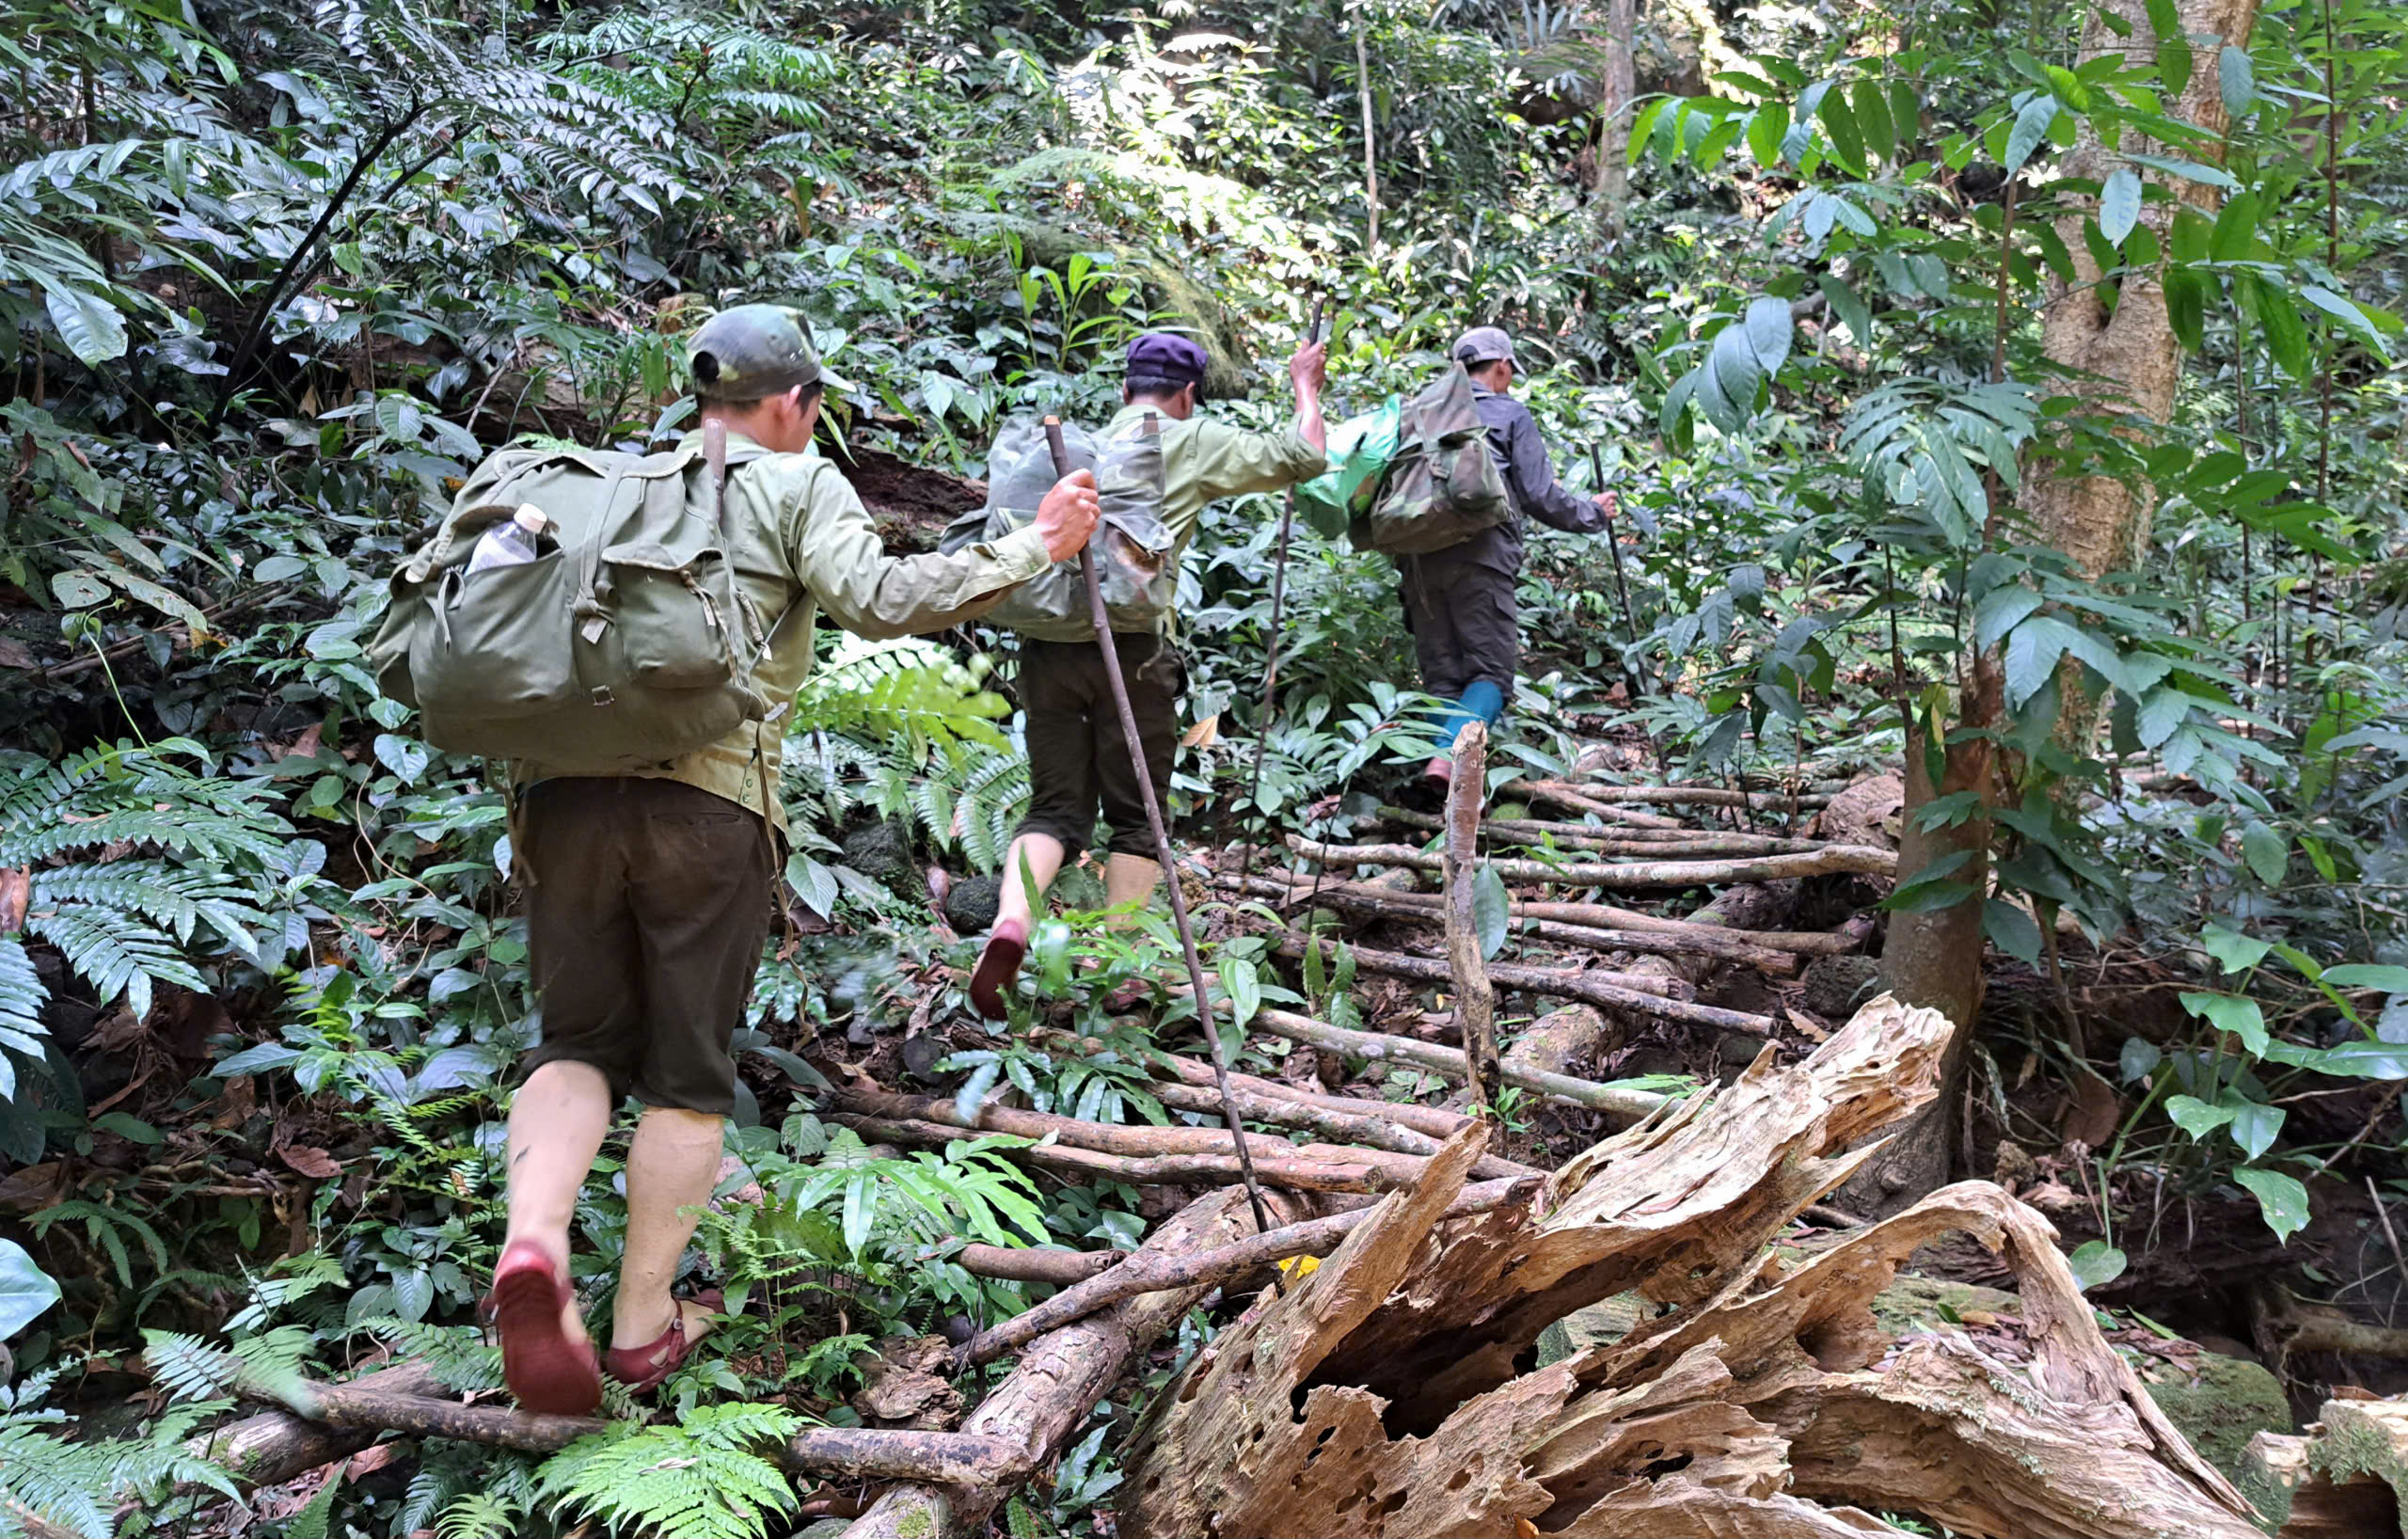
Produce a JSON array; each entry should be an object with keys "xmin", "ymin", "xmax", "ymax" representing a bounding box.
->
[{"xmin": 1125, "ymin": 332, "xmax": 1210, "ymax": 395}]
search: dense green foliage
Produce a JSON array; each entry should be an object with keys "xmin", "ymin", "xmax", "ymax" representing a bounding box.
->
[{"xmin": 2, "ymin": 0, "xmax": 2405, "ymax": 1533}]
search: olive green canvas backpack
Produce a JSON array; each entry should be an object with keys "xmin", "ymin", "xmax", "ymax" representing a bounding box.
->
[
  {"xmin": 1357, "ymin": 362, "xmax": 1511, "ymax": 555},
  {"xmin": 367, "ymin": 421, "xmax": 778, "ymax": 771},
  {"xmin": 940, "ymin": 413, "xmax": 1175, "ymax": 642}
]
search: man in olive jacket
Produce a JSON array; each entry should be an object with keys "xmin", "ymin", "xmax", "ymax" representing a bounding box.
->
[
  {"xmin": 489, "ymin": 305, "xmax": 1100, "ymax": 1415},
  {"xmin": 969, "ymin": 330, "xmax": 1326, "ymax": 1018}
]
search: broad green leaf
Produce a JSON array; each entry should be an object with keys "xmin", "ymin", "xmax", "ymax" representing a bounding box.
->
[
  {"xmin": 2147, "ymin": 0, "xmax": 2193, "ymax": 96},
  {"xmin": 372, "ymin": 734, "xmax": 430, "ymax": 785},
  {"xmin": 1983, "ymin": 898, "xmax": 2042, "ymax": 966},
  {"xmin": 43, "ymin": 287, "xmax": 130, "ymax": 365},
  {"xmin": 2134, "ymin": 686, "xmax": 2192, "ymax": 749},
  {"xmin": 2099, "ymin": 168, "xmax": 2142, "ymax": 246},
  {"xmin": 1888, "ymin": 81, "xmax": 1920, "ymax": 151},
  {"xmin": 1819, "ymin": 272, "xmax": 1873, "ymax": 347},
  {"xmin": 2218, "ymin": 44, "xmax": 2254, "ymax": 119},
  {"xmin": 2004, "ymin": 615, "xmax": 2072, "ymax": 706},
  {"xmin": 1974, "ymin": 586, "xmax": 2045, "ymax": 650},
  {"xmin": 1472, "ymin": 864, "xmax": 1510, "ymax": 961},
  {"xmin": 2241, "ymin": 821, "xmax": 2288, "ymax": 885},
  {"xmin": 1850, "ymin": 78, "xmax": 1894, "ymax": 162},
  {"xmin": 2300, "ymin": 285, "xmax": 2389, "ymax": 350},
  {"xmin": 2124, "ymin": 151, "xmax": 2238, "ymax": 190},
  {"xmin": 50, "ymin": 570, "xmax": 110, "ymax": 609},
  {"xmin": 2222, "ymin": 1093, "xmax": 2284, "ymax": 1161},
  {"xmin": 1819, "ymin": 90, "xmax": 1865, "ymax": 174},
  {"xmin": 2165, "ymin": 1093, "xmax": 2238, "ymax": 1139},
  {"xmin": 2324, "ymin": 965, "xmax": 2408, "ymax": 993},
  {"xmin": 2066, "ymin": 1239, "xmax": 2128, "ymax": 1293},
  {"xmin": 1223, "ymin": 955, "xmax": 1262, "ymax": 1030},
  {"xmin": 2260, "ymin": 289, "xmax": 2311, "ymax": 379},
  {"xmin": 2121, "ymin": 1037, "xmax": 2162, "ymax": 1084},
  {"xmin": 0, "ymin": 1238, "xmax": 60, "ymax": 1341},
  {"xmin": 2233, "ymin": 1167, "xmax": 2309, "ymax": 1243},
  {"xmin": 2179, "ymin": 990, "xmax": 2268, "ymax": 1055},
  {"xmin": 1743, "ymin": 295, "xmax": 1793, "ymax": 373},
  {"xmin": 2198, "ymin": 925, "xmax": 2273, "ymax": 976},
  {"xmin": 1746, "ymin": 103, "xmax": 1789, "ymax": 168},
  {"xmin": 2004, "ymin": 94, "xmax": 2057, "ymax": 174},
  {"xmin": 2210, "ymin": 190, "xmax": 2260, "ymax": 262},
  {"xmin": 2164, "ymin": 267, "xmax": 2207, "ymax": 352}
]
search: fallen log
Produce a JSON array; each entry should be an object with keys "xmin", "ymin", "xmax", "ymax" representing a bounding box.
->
[
  {"xmin": 1380, "ymin": 804, "xmax": 1828, "ymax": 856},
  {"xmin": 1519, "ymin": 782, "xmax": 1689, "ymax": 827},
  {"xmin": 1218, "ymin": 871, "xmax": 1818, "ymax": 969},
  {"xmin": 836, "ymin": 1184, "xmax": 1307, "ymax": 1539},
  {"xmin": 962, "ymin": 1140, "xmax": 1533, "ymax": 1367},
  {"xmin": 834, "ymin": 1085, "xmax": 1433, "ymax": 1186},
  {"xmin": 1288, "ymin": 834, "xmax": 1897, "ymax": 887},
  {"xmin": 1270, "ymin": 930, "xmax": 1782, "ymax": 1038},
  {"xmin": 946, "ymin": 1244, "xmax": 1117, "ymax": 1285},
  {"xmin": 1227, "ymin": 1002, "xmax": 1671, "ymax": 1121},
  {"xmin": 199, "ymin": 1357, "xmax": 1030, "ymax": 1484},
  {"xmin": 1117, "ymin": 995, "xmax": 2266, "ymax": 1539},
  {"xmin": 829, "ymin": 1113, "xmax": 1404, "ymax": 1193},
  {"xmin": 2244, "ymin": 1396, "xmax": 2408, "ymax": 1537},
  {"xmin": 1039, "ymin": 1028, "xmax": 1479, "ymax": 1142},
  {"xmin": 1142, "ymin": 1076, "xmax": 1544, "ymax": 1181},
  {"xmin": 183, "ymin": 1357, "xmax": 445, "ymax": 1494},
  {"xmin": 1529, "ymin": 777, "xmax": 1835, "ymax": 810}
]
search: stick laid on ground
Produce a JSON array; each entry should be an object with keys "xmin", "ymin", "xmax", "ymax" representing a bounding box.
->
[
  {"xmin": 1044, "ymin": 415, "xmax": 1279, "ymax": 1247},
  {"xmin": 1443, "ymin": 721, "xmax": 1500, "ymax": 1111},
  {"xmin": 1286, "ymin": 834, "xmax": 1896, "ymax": 887}
]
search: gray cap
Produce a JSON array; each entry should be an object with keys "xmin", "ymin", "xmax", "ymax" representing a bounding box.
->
[
  {"xmin": 1450, "ymin": 325, "xmax": 1519, "ymax": 369},
  {"xmin": 685, "ymin": 303, "xmax": 856, "ymax": 401}
]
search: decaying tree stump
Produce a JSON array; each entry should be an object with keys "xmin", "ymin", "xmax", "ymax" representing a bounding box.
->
[{"xmin": 1116, "ymin": 994, "xmax": 2266, "ymax": 1539}]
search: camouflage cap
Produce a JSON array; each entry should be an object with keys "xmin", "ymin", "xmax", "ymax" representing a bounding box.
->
[{"xmin": 685, "ymin": 304, "xmax": 855, "ymax": 401}]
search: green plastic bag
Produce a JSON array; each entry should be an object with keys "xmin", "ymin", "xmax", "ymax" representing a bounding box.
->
[{"xmin": 1294, "ymin": 395, "xmax": 1402, "ymax": 540}]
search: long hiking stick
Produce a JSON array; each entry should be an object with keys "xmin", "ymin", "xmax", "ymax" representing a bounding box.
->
[
  {"xmin": 1588, "ymin": 440, "xmax": 1649, "ymax": 700},
  {"xmin": 1237, "ymin": 294, "xmax": 1327, "ymax": 883},
  {"xmin": 1042, "ymin": 417, "xmax": 1280, "ymax": 1249}
]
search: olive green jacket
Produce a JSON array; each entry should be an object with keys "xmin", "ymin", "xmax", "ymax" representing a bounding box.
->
[
  {"xmin": 1102, "ymin": 405, "xmax": 1327, "ymax": 563},
  {"xmin": 514, "ymin": 429, "xmax": 1052, "ymax": 832}
]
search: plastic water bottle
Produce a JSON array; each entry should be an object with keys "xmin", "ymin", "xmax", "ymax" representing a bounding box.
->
[{"xmin": 466, "ymin": 504, "xmax": 547, "ymax": 575}]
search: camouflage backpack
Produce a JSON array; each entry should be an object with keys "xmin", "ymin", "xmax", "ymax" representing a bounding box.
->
[
  {"xmin": 1357, "ymin": 363, "xmax": 1511, "ymax": 555},
  {"xmin": 941, "ymin": 413, "xmax": 1175, "ymax": 642}
]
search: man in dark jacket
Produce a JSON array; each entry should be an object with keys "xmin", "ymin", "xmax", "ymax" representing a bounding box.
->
[{"xmin": 1402, "ymin": 325, "xmax": 1618, "ymax": 790}]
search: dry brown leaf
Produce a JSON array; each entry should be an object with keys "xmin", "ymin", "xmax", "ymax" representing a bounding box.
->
[
  {"xmin": 0, "ymin": 638, "xmax": 34, "ymax": 670},
  {"xmin": 0, "ymin": 867, "xmax": 27, "ymax": 934},
  {"xmin": 1180, "ymin": 712, "xmax": 1220, "ymax": 750},
  {"xmin": 278, "ymin": 1145, "xmax": 342, "ymax": 1179}
]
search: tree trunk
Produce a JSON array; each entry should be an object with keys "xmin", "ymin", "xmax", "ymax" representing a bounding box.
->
[
  {"xmin": 1594, "ymin": 0, "xmax": 1636, "ymax": 238},
  {"xmin": 1851, "ymin": 701, "xmax": 1997, "ymax": 1210},
  {"xmin": 2030, "ymin": 0, "xmax": 2264, "ymax": 754}
]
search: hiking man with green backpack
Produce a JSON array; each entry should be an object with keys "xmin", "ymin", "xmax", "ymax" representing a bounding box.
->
[
  {"xmin": 1394, "ymin": 326, "xmax": 1617, "ymax": 793},
  {"xmin": 372, "ymin": 305, "xmax": 1101, "ymax": 1415},
  {"xmin": 960, "ymin": 330, "xmax": 1328, "ymax": 1018}
]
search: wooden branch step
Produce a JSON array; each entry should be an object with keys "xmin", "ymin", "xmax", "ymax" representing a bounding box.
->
[{"xmin": 1288, "ymin": 834, "xmax": 1896, "ymax": 888}]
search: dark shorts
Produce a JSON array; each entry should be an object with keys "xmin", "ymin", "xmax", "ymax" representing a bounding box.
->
[
  {"xmin": 1014, "ymin": 633, "xmax": 1183, "ymax": 862},
  {"xmin": 1400, "ymin": 553, "xmax": 1519, "ymax": 702},
  {"xmin": 518, "ymin": 776, "xmax": 774, "ymax": 1116}
]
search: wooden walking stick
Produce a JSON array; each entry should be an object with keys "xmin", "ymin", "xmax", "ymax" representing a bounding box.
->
[
  {"xmin": 1237, "ymin": 294, "xmax": 1327, "ymax": 883},
  {"xmin": 1589, "ymin": 440, "xmax": 1649, "ymax": 699},
  {"xmin": 1042, "ymin": 417, "xmax": 1281, "ymax": 1252}
]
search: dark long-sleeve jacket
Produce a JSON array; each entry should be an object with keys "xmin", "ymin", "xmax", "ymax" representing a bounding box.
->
[{"xmin": 1412, "ymin": 386, "xmax": 1610, "ymax": 576}]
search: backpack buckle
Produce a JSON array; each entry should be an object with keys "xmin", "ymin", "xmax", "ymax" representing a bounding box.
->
[{"xmin": 590, "ymin": 686, "xmax": 615, "ymax": 706}]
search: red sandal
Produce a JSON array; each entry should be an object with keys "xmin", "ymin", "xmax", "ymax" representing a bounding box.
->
[
  {"xmin": 606, "ymin": 1289, "xmax": 725, "ymax": 1394},
  {"xmin": 968, "ymin": 917, "xmax": 1028, "ymax": 1021},
  {"xmin": 487, "ymin": 1240, "xmax": 603, "ymax": 1416}
]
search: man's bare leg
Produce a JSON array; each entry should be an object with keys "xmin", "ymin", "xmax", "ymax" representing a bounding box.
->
[
  {"xmin": 972, "ymin": 833, "xmax": 1066, "ymax": 1019},
  {"xmin": 503, "ymin": 1058, "xmax": 612, "ymax": 1344},
  {"xmin": 612, "ymin": 1105, "xmax": 724, "ymax": 1350}
]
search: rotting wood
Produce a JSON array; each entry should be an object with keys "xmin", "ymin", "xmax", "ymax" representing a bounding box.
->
[
  {"xmin": 835, "ymin": 1184, "xmax": 1307, "ymax": 1539},
  {"xmin": 834, "ymin": 1085, "xmax": 1435, "ymax": 1186},
  {"xmin": 1217, "ymin": 870, "xmax": 1826, "ymax": 965},
  {"xmin": 214, "ymin": 1363, "xmax": 1032, "ymax": 1484},
  {"xmin": 2243, "ymin": 1395, "xmax": 2408, "ymax": 1538},
  {"xmin": 961, "ymin": 1148, "xmax": 1531, "ymax": 1367},
  {"xmin": 1269, "ymin": 930, "xmax": 1782, "ymax": 1037},
  {"xmin": 1527, "ymin": 778, "xmax": 1835, "ymax": 810},
  {"xmin": 829, "ymin": 1112, "xmax": 1406, "ymax": 1193},
  {"xmin": 1288, "ymin": 834, "xmax": 1898, "ymax": 886},
  {"xmin": 1380, "ymin": 803, "xmax": 1830, "ymax": 856},
  {"xmin": 1143, "ymin": 1076, "xmax": 1544, "ymax": 1181},
  {"xmin": 1117, "ymin": 996, "xmax": 2265, "ymax": 1539},
  {"xmin": 1444, "ymin": 722, "xmax": 1501, "ymax": 1112},
  {"xmin": 1220, "ymin": 1002, "xmax": 1671, "ymax": 1121}
]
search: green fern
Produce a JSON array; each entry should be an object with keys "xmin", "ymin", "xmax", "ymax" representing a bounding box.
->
[
  {"xmin": 436, "ymin": 1490, "xmax": 526, "ymax": 1539},
  {"xmin": 794, "ymin": 635, "xmax": 1011, "ymax": 753},
  {"xmin": 0, "ymin": 1406, "xmax": 238, "ymax": 1537},
  {"xmin": 361, "ymin": 1318, "xmax": 504, "ymax": 1394},
  {"xmin": 534, "ymin": 1402, "xmax": 806, "ymax": 1539}
]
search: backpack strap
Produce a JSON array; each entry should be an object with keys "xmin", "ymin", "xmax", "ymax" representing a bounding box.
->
[{"xmin": 705, "ymin": 417, "xmax": 730, "ymax": 535}]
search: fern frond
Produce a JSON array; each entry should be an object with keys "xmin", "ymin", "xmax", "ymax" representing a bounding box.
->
[{"xmin": 536, "ymin": 1404, "xmax": 806, "ymax": 1539}]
